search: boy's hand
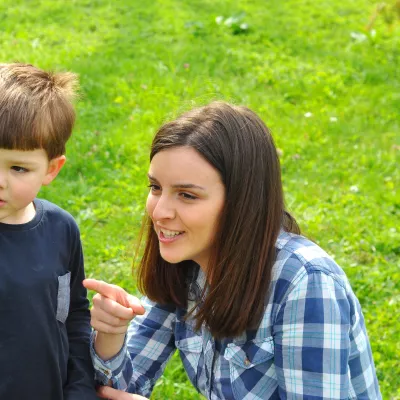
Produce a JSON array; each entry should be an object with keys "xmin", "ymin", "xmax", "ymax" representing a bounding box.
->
[
  {"xmin": 83, "ymin": 279, "xmax": 145, "ymax": 335},
  {"xmin": 97, "ymin": 386, "xmax": 148, "ymax": 399}
]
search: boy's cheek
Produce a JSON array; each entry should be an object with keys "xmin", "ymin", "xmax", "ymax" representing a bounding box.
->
[{"xmin": 14, "ymin": 184, "xmax": 42, "ymax": 203}]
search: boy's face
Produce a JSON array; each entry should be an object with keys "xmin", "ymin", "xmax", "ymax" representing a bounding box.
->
[{"xmin": 0, "ymin": 148, "xmax": 65, "ymax": 224}]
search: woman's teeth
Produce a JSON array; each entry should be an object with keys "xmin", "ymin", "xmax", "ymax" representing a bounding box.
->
[{"xmin": 161, "ymin": 229, "xmax": 182, "ymax": 238}]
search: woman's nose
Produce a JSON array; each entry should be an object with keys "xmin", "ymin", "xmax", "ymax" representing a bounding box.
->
[{"xmin": 151, "ymin": 195, "xmax": 176, "ymax": 221}]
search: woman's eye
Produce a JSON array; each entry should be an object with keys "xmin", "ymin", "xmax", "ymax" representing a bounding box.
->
[
  {"xmin": 148, "ymin": 184, "xmax": 161, "ymax": 192},
  {"xmin": 11, "ymin": 166, "xmax": 28, "ymax": 173},
  {"xmin": 180, "ymin": 192, "xmax": 197, "ymax": 200}
]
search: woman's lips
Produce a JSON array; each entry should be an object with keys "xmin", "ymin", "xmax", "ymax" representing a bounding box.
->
[{"xmin": 158, "ymin": 230, "xmax": 184, "ymax": 243}]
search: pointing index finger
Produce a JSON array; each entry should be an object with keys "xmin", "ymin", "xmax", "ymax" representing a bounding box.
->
[{"xmin": 83, "ymin": 279, "xmax": 130, "ymax": 308}]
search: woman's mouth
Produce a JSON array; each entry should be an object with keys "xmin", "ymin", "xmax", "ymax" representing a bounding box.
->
[{"xmin": 159, "ymin": 228, "xmax": 184, "ymax": 243}]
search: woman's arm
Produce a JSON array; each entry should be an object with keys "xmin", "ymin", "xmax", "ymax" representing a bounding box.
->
[
  {"xmin": 97, "ymin": 386, "xmax": 148, "ymax": 399},
  {"xmin": 84, "ymin": 279, "xmax": 178, "ymax": 397},
  {"xmin": 273, "ymin": 271, "xmax": 381, "ymax": 399},
  {"xmin": 83, "ymin": 279, "xmax": 145, "ymax": 360}
]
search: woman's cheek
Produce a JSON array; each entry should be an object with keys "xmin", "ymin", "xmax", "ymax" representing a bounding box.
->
[{"xmin": 146, "ymin": 193, "xmax": 159, "ymax": 218}]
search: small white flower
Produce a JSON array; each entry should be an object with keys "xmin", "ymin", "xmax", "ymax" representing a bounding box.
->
[
  {"xmin": 215, "ymin": 16, "xmax": 224, "ymax": 24},
  {"xmin": 31, "ymin": 38, "xmax": 40, "ymax": 48},
  {"xmin": 224, "ymin": 17, "xmax": 234, "ymax": 27},
  {"xmin": 304, "ymin": 112, "xmax": 313, "ymax": 118},
  {"xmin": 350, "ymin": 32, "xmax": 367, "ymax": 42},
  {"xmin": 349, "ymin": 185, "xmax": 359, "ymax": 193},
  {"xmin": 330, "ymin": 116, "xmax": 338, "ymax": 122}
]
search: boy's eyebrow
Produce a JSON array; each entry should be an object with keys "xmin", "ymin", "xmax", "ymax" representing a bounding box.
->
[
  {"xmin": 147, "ymin": 174, "xmax": 206, "ymax": 191},
  {"xmin": 8, "ymin": 160, "xmax": 40, "ymax": 166}
]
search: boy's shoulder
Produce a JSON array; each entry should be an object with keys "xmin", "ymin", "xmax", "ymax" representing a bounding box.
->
[{"xmin": 36, "ymin": 198, "xmax": 79, "ymax": 232}]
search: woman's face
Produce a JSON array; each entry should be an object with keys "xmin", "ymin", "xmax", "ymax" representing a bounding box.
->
[{"xmin": 146, "ymin": 146, "xmax": 225, "ymax": 270}]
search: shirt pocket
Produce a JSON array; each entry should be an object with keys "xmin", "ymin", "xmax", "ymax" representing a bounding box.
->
[
  {"xmin": 56, "ymin": 272, "xmax": 71, "ymax": 323},
  {"xmin": 223, "ymin": 337, "xmax": 276, "ymax": 399},
  {"xmin": 175, "ymin": 323, "xmax": 203, "ymax": 388}
]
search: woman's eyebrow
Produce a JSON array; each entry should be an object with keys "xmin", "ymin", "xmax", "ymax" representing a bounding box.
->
[
  {"xmin": 147, "ymin": 173, "xmax": 162, "ymax": 184},
  {"xmin": 147, "ymin": 174, "xmax": 205, "ymax": 191},
  {"xmin": 172, "ymin": 183, "xmax": 206, "ymax": 191}
]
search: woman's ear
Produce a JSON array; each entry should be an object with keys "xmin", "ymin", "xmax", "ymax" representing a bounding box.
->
[{"xmin": 42, "ymin": 155, "xmax": 67, "ymax": 186}]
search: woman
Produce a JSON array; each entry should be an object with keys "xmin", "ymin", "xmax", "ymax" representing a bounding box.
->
[{"xmin": 84, "ymin": 102, "xmax": 381, "ymax": 399}]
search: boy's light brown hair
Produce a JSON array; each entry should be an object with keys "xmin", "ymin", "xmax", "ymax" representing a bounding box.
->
[{"xmin": 0, "ymin": 63, "xmax": 78, "ymax": 159}]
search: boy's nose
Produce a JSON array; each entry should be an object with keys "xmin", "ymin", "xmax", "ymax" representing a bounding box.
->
[{"xmin": 0, "ymin": 172, "xmax": 7, "ymax": 189}]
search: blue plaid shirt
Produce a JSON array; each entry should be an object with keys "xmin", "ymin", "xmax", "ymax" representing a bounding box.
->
[{"xmin": 91, "ymin": 231, "xmax": 381, "ymax": 399}]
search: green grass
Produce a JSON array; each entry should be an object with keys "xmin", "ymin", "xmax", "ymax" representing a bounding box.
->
[{"xmin": 1, "ymin": 0, "xmax": 399, "ymax": 398}]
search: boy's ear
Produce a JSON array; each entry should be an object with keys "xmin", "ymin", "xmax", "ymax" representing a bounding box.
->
[{"xmin": 42, "ymin": 155, "xmax": 66, "ymax": 186}]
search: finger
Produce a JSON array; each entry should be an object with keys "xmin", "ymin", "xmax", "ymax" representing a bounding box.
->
[
  {"xmin": 91, "ymin": 307, "xmax": 131, "ymax": 328},
  {"xmin": 92, "ymin": 319, "xmax": 130, "ymax": 335},
  {"xmin": 97, "ymin": 386, "xmax": 148, "ymax": 399},
  {"xmin": 93, "ymin": 295, "xmax": 134, "ymax": 320},
  {"xmin": 127, "ymin": 295, "xmax": 145, "ymax": 315},
  {"xmin": 97, "ymin": 385, "xmax": 118, "ymax": 399},
  {"xmin": 84, "ymin": 279, "xmax": 130, "ymax": 307}
]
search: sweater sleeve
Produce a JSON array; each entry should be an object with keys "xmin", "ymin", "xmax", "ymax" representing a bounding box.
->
[{"xmin": 63, "ymin": 224, "xmax": 98, "ymax": 400}]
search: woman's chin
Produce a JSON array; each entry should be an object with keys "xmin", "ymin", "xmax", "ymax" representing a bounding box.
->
[{"xmin": 160, "ymin": 252, "xmax": 185, "ymax": 264}]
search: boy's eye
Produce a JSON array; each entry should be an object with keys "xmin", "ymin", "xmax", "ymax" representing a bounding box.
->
[{"xmin": 11, "ymin": 166, "xmax": 29, "ymax": 173}]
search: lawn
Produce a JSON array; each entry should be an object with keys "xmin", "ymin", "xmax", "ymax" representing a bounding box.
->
[{"xmin": 1, "ymin": 0, "xmax": 399, "ymax": 398}]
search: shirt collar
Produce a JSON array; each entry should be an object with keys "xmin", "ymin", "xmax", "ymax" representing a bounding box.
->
[{"xmin": 187, "ymin": 262, "xmax": 207, "ymax": 301}]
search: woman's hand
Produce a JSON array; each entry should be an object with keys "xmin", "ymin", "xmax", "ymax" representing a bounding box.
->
[
  {"xmin": 83, "ymin": 279, "xmax": 145, "ymax": 360},
  {"xmin": 97, "ymin": 386, "xmax": 148, "ymax": 399},
  {"xmin": 83, "ymin": 279, "xmax": 145, "ymax": 334}
]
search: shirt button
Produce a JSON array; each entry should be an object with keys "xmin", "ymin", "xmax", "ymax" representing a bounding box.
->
[
  {"xmin": 244, "ymin": 358, "xmax": 250, "ymax": 366},
  {"xmin": 100, "ymin": 367, "xmax": 111, "ymax": 375}
]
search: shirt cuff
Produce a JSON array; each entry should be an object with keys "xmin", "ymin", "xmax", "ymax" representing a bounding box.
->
[{"xmin": 90, "ymin": 330, "xmax": 129, "ymax": 388}]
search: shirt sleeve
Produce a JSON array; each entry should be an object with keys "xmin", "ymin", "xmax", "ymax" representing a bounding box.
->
[
  {"xmin": 63, "ymin": 226, "xmax": 98, "ymax": 400},
  {"xmin": 273, "ymin": 270, "xmax": 381, "ymax": 399},
  {"xmin": 91, "ymin": 297, "xmax": 177, "ymax": 397}
]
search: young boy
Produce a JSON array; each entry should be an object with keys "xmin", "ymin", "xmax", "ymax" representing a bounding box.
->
[{"xmin": 0, "ymin": 63, "xmax": 98, "ymax": 399}]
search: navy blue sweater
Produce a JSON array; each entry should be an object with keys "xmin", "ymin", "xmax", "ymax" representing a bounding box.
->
[{"xmin": 0, "ymin": 199, "xmax": 98, "ymax": 399}]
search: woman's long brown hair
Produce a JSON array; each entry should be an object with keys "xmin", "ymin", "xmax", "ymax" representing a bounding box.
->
[{"xmin": 136, "ymin": 102, "xmax": 299, "ymax": 339}]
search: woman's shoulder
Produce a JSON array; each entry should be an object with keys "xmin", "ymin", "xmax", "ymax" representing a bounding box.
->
[{"xmin": 272, "ymin": 230, "xmax": 351, "ymax": 297}]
